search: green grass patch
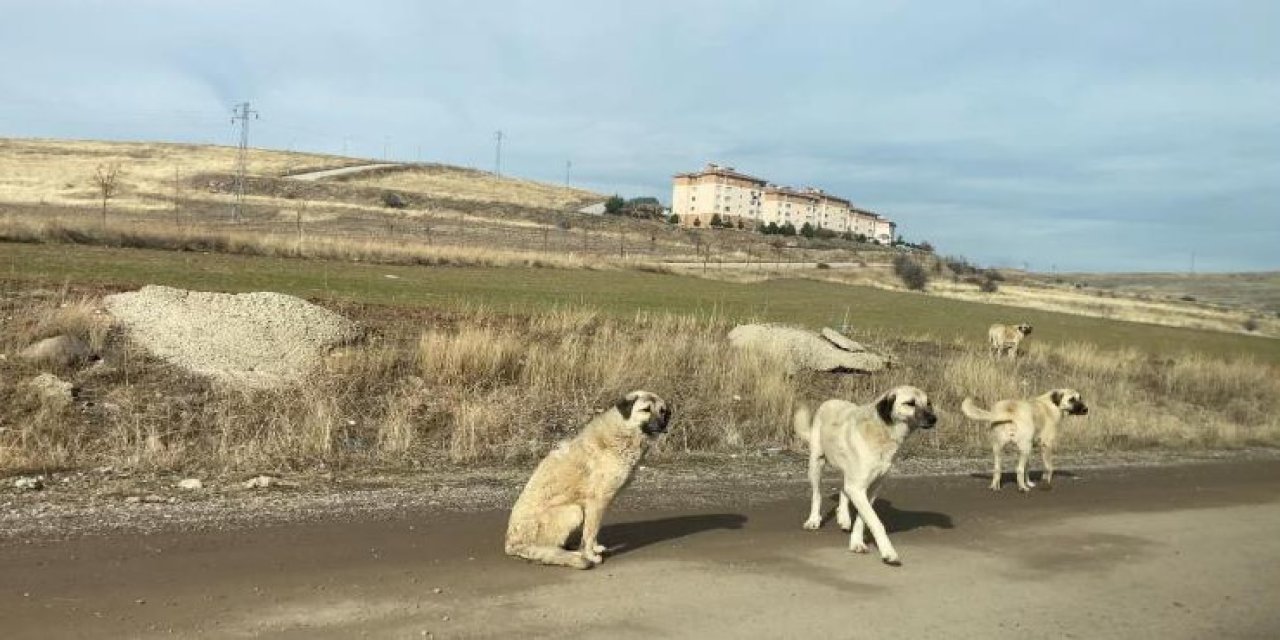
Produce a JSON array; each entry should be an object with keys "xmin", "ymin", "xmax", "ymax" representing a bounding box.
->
[{"xmin": 5, "ymin": 242, "xmax": 1277, "ymax": 363}]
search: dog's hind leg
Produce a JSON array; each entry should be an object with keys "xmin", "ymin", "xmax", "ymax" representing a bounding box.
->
[
  {"xmin": 1015, "ymin": 439, "xmax": 1035, "ymax": 492},
  {"xmin": 505, "ymin": 505, "xmax": 594, "ymax": 570},
  {"xmin": 803, "ymin": 453, "xmax": 825, "ymax": 530},
  {"xmin": 844, "ymin": 481, "xmax": 899, "ymax": 565},
  {"xmin": 990, "ymin": 441, "xmax": 1004, "ymax": 491},
  {"xmin": 1040, "ymin": 445, "xmax": 1055, "ymax": 487}
]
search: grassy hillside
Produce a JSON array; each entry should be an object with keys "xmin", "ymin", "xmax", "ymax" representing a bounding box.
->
[{"xmin": 4, "ymin": 242, "xmax": 1276, "ymax": 363}]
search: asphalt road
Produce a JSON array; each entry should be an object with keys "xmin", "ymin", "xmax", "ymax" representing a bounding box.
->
[{"xmin": 2, "ymin": 460, "xmax": 1278, "ymax": 639}]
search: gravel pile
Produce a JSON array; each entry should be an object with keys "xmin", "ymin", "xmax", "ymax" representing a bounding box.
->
[{"xmin": 104, "ymin": 285, "xmax": 360, "ymax": 387}]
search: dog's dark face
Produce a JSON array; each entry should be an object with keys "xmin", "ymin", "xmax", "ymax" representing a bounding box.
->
[
  {"xmin": 615, "ymin": 390, "xmax": 672, "ymax": 437},
  {"xmin": 876, "ymin": 385, "xmax": 937, "ymax": 430},
  {"xmin": 1017, "ymin": 323, "xmax": 1033, "ymax": 336},
  {"xmin": 1050, "ymin": 389, "xmax": 1088, "ymax": 416}
]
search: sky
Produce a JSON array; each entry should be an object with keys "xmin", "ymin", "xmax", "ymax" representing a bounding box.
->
[{"xmin": 1, "ymin": 1, "xmax": 1276, "ymax": 272}]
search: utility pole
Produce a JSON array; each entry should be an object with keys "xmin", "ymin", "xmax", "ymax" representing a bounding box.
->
[
  {"xmin": 230, "ymin": 101, "xmax": 258, "ymax": 223},
  {"xmin": 493, "ymin": 130, "xmax": 503, "ymax": 176},
  {"xmin": 565, "ymin": 160, "xmax": 572, "ymax": 187},
  {"xmin": 1190, "ymin": 252, "xmax": 1196, "ymax": 275}
]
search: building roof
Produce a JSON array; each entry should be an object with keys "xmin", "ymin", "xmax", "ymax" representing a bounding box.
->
[{"xmin": 673, "ymin": 163, "xmax": 766, "ymax": 184}]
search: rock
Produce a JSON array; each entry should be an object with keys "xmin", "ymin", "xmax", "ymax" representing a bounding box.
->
[
  {"xmin": 14, "ymin": 476, "xmax": 44, "ymax": 491},
  {"xmin": 821, "ymin": 327, "xmax": 867, "ymax": 353},
  {"xmin": 242, "ymin": 475, "xmax": 278, "ymax": 490},
  {"xmin": 18, "ymin": 335, "xmax": 92, "ymax": 368},
  {"xmin": 23, "ymin": 373, "xmax": 77, "ymax": 408},
  {"xmin": 728, "ymin": 324, "xmax": 889, "ymax": 374},
  {"xmin": 104, "ymin": 285, "xmax": 361, "ymax": 388},
  {"xmin": 177, "ymin": 478, "xmax": 203, "ymax": 490}
]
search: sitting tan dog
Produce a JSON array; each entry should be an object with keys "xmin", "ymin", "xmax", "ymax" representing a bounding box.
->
[
  {"xmin": 962, "ymin": 389, "xmax": 1088, "ymax": 492},
  {"xmin": 505, "ymin": 390, "xmax": 671, "ymax": 569}
]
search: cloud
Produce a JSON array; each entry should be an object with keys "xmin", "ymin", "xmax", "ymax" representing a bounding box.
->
[{"xmin": 0, "ymin": 0, "xmax": 1275, "ymax": 271}]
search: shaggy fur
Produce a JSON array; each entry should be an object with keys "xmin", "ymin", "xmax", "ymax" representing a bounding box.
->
[{"xmin": 504, "ymin": 390, "xmax": 671, "ymax": 569}]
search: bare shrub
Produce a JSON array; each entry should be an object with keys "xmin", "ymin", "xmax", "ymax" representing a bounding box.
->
[{"xmin": 892, "ymin": 254, "xmax": 928, "ymax": 291}]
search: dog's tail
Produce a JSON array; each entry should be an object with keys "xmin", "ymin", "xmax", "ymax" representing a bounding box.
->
[
  {"xmin": 961, "ymin": 397, "xmax": 996, "ymax": 422},
  {"xmin": 505, "ymin": 541, "xmax": 594, "ymax": 570},
  {"xmin": 793, "ymin": 403, "xmax": 813, "ymax": 442}
]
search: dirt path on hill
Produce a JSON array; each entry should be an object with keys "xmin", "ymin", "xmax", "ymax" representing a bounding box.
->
[
  {"xmin": 287, "ymin": 163, "xmax": 402, "ymax": 181},
  {"xmin": 2, "ymin": 460, "xmax": 1278, "ymax": 639}
]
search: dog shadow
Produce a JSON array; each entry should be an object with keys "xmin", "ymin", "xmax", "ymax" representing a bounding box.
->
[
  {"xmin": 969, "ymin": 470, "xmax": 1079, "ymax": 485},
  {"xmin": 822, "ymin": 498, "xmax": 953, "ymax": 534},
  {"xmin": 582, "ymin": 513, "xmax": 748, "ymax": 557}
]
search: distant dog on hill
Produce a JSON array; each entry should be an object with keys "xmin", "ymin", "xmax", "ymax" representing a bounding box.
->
[{"xmin": 988, "ymin": 323, "xmax": 1033, "ymax": 359}]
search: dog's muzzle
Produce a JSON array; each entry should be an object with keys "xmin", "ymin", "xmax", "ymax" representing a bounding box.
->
[
  {"xmin": 642, "ymin": 413, "xmax": 669, "ymax": 436},
  {"xmin": 912, "ymin": 410, "xmax": 938, "ymax": 430},
  {"xmin": 1070, "ymin": 403, "xmax": 1089, "ymax": 416}
]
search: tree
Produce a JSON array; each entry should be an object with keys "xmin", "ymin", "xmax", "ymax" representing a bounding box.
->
[
  {"xmin": 667, "ymin": 213, "xmax": 680, "ymax": 225},
  {"xmin": 736, "ymin": 219, "xmax": 744, "ymax": 230},
  {"xmin": 918, "ymin": 240, "xmax": 935, "ymax": 253},
  {"xmin": 780, "ymin": 222, "xmax": 797, "ymax": 236},
  {"xmin": 710, "ymin": 213, "xmax": 723, "ymax": 228},
  {"xmin": 604, "ymin": 195, "xmax": 625, "ymax": 215},
  {"xmin": 92, "ymin": 163, "xmax": 122, "ymax": 225},
  {"xmin": 692, "ymin": 217, "xmax": 702, "ymax": 227},
  {"xmin": 800, "ymin": 222, "xmax": 816, "ymax": 238},
  {"xmin": 892, "ymin": 254, "xmax": 929, "ymax": 291}
]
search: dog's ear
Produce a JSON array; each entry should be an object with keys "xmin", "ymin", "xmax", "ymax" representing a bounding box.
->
[
  {"xmin": 876, "ymin": 392, "xmax": 896, "ymax": 424},
  {"xmin": 615, "ymin": 395, "xmax": 638, "ymax": 420},
  {"xmin": 1050, "ymin": 390, "xmax": 1063, "ymax": 406}
]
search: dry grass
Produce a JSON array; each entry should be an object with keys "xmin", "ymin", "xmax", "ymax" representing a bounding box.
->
[
  {"xmin": 2, "ymin": 288, "xmax": 1277, "ymax": 475},
  {"xmin": 0, "ymin": 215, "xmax": 594, "ymax": 270},
  {"xmin": 0, "ymin": 138, "xmax": 355, "ymax": 212},
  {"xmin": 347, "ymin": 165, "xmax": 601, "ymax": 210}
]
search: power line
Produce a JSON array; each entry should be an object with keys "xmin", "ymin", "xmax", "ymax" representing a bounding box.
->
[
  {"xmin": 230, "ymin": 101, "xmax": 258, "ymax": 223},
  {"xmin": 493, "ymin": 130, "xmax": 503, "ymax": 176}
]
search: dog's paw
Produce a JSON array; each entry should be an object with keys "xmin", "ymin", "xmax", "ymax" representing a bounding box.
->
[
  {"xmin": 989, "ymin": 485, "xmax": 1002, "ymax": 492},
  {"xmin": 582, "ymin": 551, "xmax": 604, "ymax": 565},
  {"xmin": 850, "ymin": 541, "xmax": 869, "ymax": 554},
  {"xmin": 881, "ymin": 553, "xmax": 901, "ymax": 567},
  {"xmin": 569, "ymin": 555, "xmax": 596, "ymax": 570},
  {"xmin": 802, "ymin": 516, "xmax": 822, "ymax": 530},
  {"xmin": 837, "ymin": 516, "xmax": 853, "ymax": 531},
  {"xmin": 592, "ymin": 543, "xmax": 608, "ymax": 554},
  {"xmin": 1018, "ymin": 485, "xmax": 1033, "ymax": 493}
]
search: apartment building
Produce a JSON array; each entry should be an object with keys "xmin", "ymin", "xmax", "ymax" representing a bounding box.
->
[
  {"xmin": 760, "ymin": 186, "xmax": 816, "ymax": 229},
  {"xmin": 670, "ymin": 163, "xmax": 766, "ymax": 227},
  {"xmin": 670, "ymin": 163, "xmax": 898, "ymax": 243}
]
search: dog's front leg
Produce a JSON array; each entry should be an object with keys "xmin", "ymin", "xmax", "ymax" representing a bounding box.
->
[
  {"xmin": 803, "ymin": 455, "xmax": 824, "ymax": 529},
  {"xmin": 579, "ymin": 498, "xmax": 606, "ymax": 565},
  {"xmin": 1040, "ymin": 445, "xmax": 1055, "ymax": 487},
  {"xmin": 844, "ymin": 483, "xmax": 898, "ymax": 565}
]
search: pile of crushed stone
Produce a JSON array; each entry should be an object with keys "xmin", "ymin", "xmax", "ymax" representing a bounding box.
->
[
  {"xmin": 104, "ymin": 285, "xmax": 360, "ymax": 387},
  {"xmin": 728, "ymin": 323, "xmax": 889, "ymax": 374}
]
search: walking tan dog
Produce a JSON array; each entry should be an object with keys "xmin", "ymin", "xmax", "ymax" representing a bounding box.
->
[
  {"xmin": 795, "ymin": 386, "xmax": 937, "ymax": 565},
  {"xmin": 505, "ymin": 390, "xmax": 671, "ymax": 569},
  {"xmin": 961, "ymin": 389, "xmax": 1088, "ymax": 492},
  {"xmin": 988, "ymin": 322, "xmax": 1033, "ymax": 359}
]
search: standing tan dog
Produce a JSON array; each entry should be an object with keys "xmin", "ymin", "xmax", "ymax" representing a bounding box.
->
[
  {"xmin": 962, "ymin": 389, "xmax": 1088, "ymax": 492},
  {"xmin": 988, "ymin": 323, "xmax": 1033, "ymax": 359},
  {"xmin": 795, "ymin": 386, "xmax": 937, "ymax": 565},
  {"xmin": 505, "ymin": 390, "xmax": 671, "ymax": 569}
]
